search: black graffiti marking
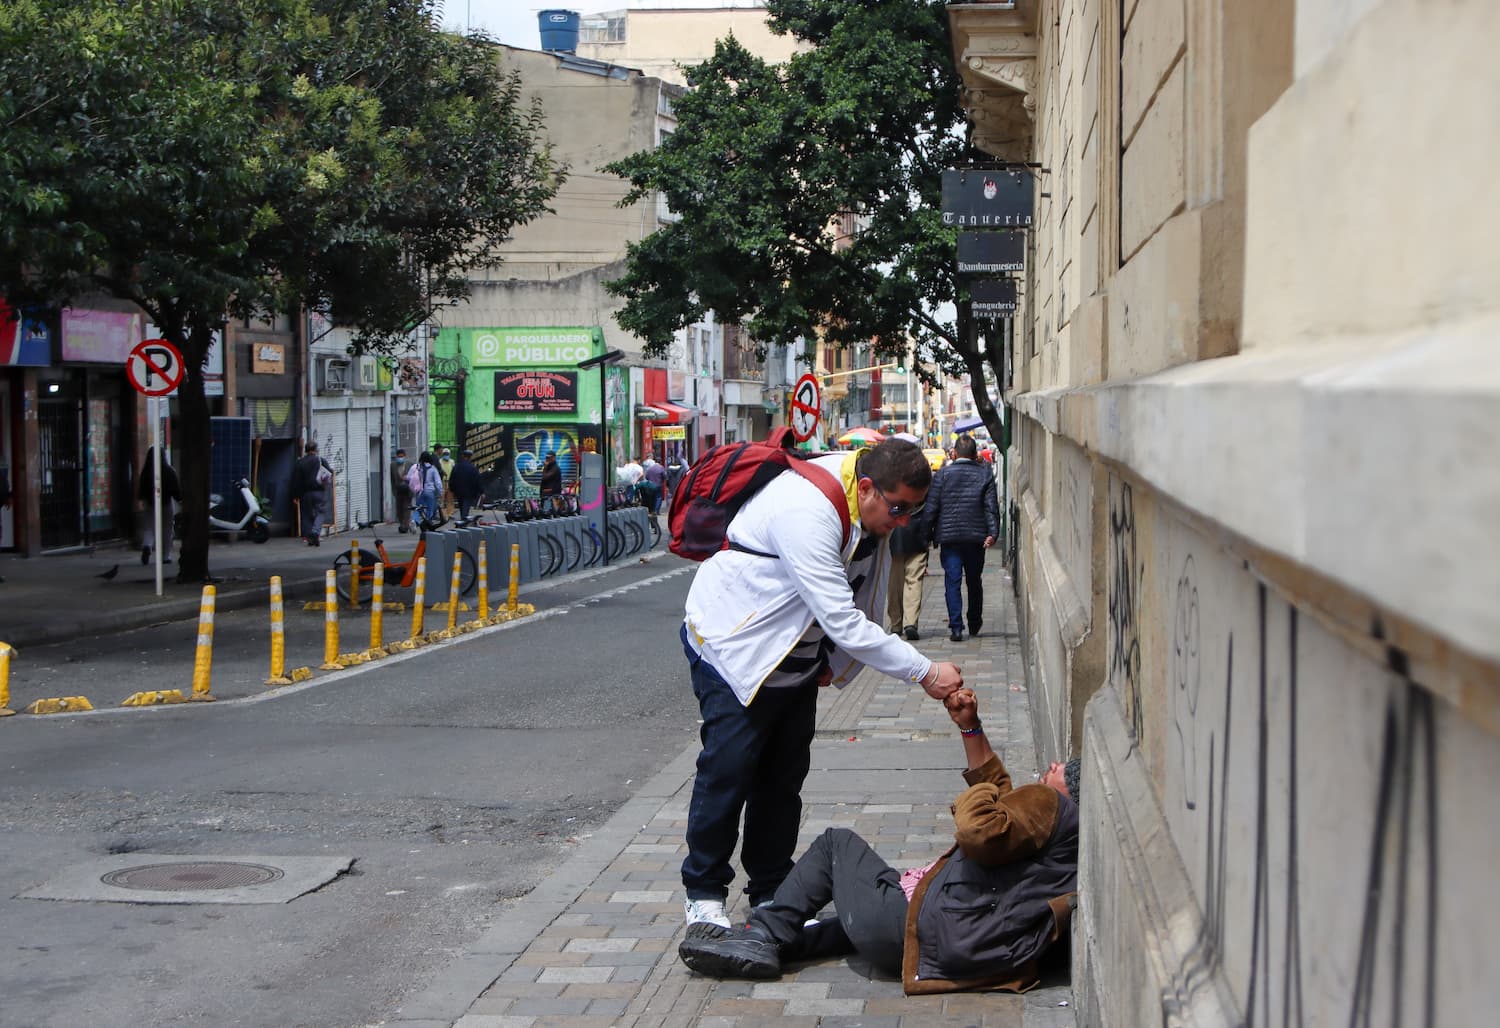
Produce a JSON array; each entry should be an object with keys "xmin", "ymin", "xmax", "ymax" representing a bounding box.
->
[
  {"xmin": 1108, "ymin": 480, "xmax": 1143, "ymax": 742},
  {"xmin": 1168, "ymin": 587, "xmax": 1439, "ymax": 1027},
  {"xmin": 1171, "ymin": 555, "xmax": 1202, "ymax": 809},
  {"xmin": 1348, "ymin": 677, "xmax": 1439, "ymax": 1028}
]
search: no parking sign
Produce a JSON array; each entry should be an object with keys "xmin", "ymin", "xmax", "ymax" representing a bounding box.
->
[
  {"xmin": 790, "ymin": 373, "xmax": 821, "ymax": 442},
  {"xmin": 126, "ymin": 339, "xmax": 185, "ymax": 396}
]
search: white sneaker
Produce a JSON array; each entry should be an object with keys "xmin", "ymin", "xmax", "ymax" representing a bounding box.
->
[{"xmin": 684, "ymin": 897, "xmax": 731, "ymax": 929}]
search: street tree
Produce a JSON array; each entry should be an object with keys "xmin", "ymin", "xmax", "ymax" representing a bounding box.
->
[
  {"xmin": 604, "ymin": 0, "xmax": 1007, "ymax": 440},
  {"xmin": 0, "ymin": 0, "xmax": 559, "ymax": 580}
]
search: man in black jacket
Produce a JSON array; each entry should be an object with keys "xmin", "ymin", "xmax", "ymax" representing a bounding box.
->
[
  {"xmin": 925, "ymin": 436, "xmax": 1000, "ymax": 642},
  {"xmin": 449, "ymin": 449, "xmax": 485, "ymax": 521}
]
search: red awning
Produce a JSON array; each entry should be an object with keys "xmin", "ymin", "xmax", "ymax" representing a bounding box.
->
[{"xmin": 654, "ymin": 401, "xmax": 698, "ymax": 424}]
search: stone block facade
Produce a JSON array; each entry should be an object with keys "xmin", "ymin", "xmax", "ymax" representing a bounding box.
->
[{"xmin": 951, "ymin": 0, "xmax": 1500, "ymax": 1023}]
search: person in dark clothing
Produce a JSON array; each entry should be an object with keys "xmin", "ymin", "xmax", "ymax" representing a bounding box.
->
[
  {"xmin": 925, "ymin": 435, "xmax": 1000, "ymax": 641},
  {"xmin": 138, "ymin": 447, "xmax": 182, "ymax": 565},
  {"xmin": 665, "ymin": 452, "xmax": 688, "ymax": 500},
  {"xmin": 290, "ymin": 441, "xmax": 333, "ymax": 546},
  {"xmin": 390, "ymin": 448, "xmax": 413, "ymax": 533},
  {"xmin": 886, "ymin": 503, "xmax": 931, "ymax": 640},
  {"xmin": 678, "ymin": 687, "xmax": 1080, "ymax": 994},
  {"xmin": 448, "ymin": 449, "xmax": 485, "ymax": 521},
  {"xmin": 641, "ymin": 456, "xmax": 667, "ymax": 513},
  {"xmin": 0, "ymin": 465, "xmax": 11, "ymax": 581},
  {"xmin": 538, "ymin": 452, "xmax": 564, "ymax": 498}
]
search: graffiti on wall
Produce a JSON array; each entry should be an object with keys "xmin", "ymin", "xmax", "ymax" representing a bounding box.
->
[
  {"xmin": 1167, "ymin": 574, "xmax": 1442, "ymax": 1026},
  {"xmin": 514, "ymin": 428, "xmax": 578, "ymax": 498},
  {"xmin": 1107, "ymin": 477, "xmax": 1144, "ymax": 742}
]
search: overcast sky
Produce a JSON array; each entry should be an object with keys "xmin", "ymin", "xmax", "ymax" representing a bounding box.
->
[{"xmin": 440, "ymin": 1, "xmax": 612, "ymax": 49}]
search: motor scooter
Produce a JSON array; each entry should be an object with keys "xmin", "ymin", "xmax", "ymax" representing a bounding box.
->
[{"xmin": 175, "ymin": 477, "xmax": 270, "ymax": 543}]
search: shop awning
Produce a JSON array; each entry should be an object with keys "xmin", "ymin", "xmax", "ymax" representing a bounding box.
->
[
  {"xmin": 654, "ymin": 400, "xmax": 698, "ymax": 424},
  {"xmin": 635, "ymin": 404, "xmax": 670, "ymax": 421}
]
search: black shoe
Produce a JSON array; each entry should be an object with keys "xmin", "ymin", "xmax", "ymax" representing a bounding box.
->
[
  {"xmin": 904, "ymin": 625, "xmax": 920, "ymax": 641},
  {"xmin": 679, "ymin": 924, "xmax": 781, "ymax": 980},
  {"xmin": 969, "ymin": 625, "xmax": 982, "ymax": 638},
  {"xmin": 950, "ymin": 630, "xmax": 964, "ymax": 642},
  {"xmin": 140, "ymin": 546, "xmax": 150, "ymax": 566}
]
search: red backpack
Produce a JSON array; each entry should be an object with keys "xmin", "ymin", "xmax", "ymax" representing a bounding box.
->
[{"xmin": 668, "ymin": 431, "xmax": 851, "ymax": 561}]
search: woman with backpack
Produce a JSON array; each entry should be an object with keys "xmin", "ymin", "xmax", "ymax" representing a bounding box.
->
[{"xmin": 410, "ymin": 451, "xmax": 444, "ymax": 529}]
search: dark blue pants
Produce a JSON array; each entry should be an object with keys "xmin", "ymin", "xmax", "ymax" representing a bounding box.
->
[
  {"xmin": 940, "ymin": 541, "xmax": 986, "ymax": 634},
  {"xmin": 682, "ymin": 626, "xmax": 817, "ymax": 905}
]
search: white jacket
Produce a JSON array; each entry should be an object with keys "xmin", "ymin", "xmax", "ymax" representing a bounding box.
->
[{"xmin": 683, "ymin": 453, "xmax": 933, "ymax": 704}]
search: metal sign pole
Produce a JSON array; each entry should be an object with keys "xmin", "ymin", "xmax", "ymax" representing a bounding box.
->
[{"xmin": 152, "ymin": 396, "xmax": 163, "ymax": 596}]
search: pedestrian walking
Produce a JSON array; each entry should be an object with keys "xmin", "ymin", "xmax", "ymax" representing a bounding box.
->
[
  {"xmin": 449, "ymin": 449, "xmax": 484, "ymax": 521},
  {"xmin": 0, "ymin": 463, "xmax": 11, "ymax": 582},
  {"xmin": 138, "ymin": 446, "xmax": 182, "ymax": 564},
  {"xmin": 412, "ymin": 451, "xmax": 444, "ymax": 527},
  {"xmin": 926, "ymin": 435, "xmax": 999, "ymax": 641},
  {"xmin": 886, "ymin": 500, "xmax": 931, "ymax": 640},
  {"xmin": 291, "ymin": 441, "xmax": 334, "ymax": 546},
  {"xmin": 679, "ymin": 438, "xmax": 964, "ymax": 932},
  {"xmin": 641, "ymin": 455, "xmax": 666, "ymax": 513},
  {"xmin": 389, "ymin": 447, "xmax": 413, "ymax": 533},
  {"xmin": 665, "ymin": 450, "xmax": 689, "ymax": 501},
  {"xmin": 678, "ymin": 687, "xmax": 1080, "ymax": 994},
  {"xmin": 436, "ymin": 446, "xmax": 455, "ymax": 515}
]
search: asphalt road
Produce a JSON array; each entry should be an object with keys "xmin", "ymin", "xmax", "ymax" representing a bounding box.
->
[{"xmin": 0, "ymin": 556, "xmax": 702, "ymax": 1028}]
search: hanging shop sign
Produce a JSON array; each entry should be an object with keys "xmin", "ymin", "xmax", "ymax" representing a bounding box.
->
[
  {"xmin": 957, "ymin": 231, "xmax": 1025, "ymax": 274},
  {"xmin": 494, "ymin": 369, "xmax": 578, "ymax": 414},
  {"xmin": 941, "ymin": 170, "xmax": 1034, "ymax": 228},
  {"xmin": 0, "ymin": 298, "xmax": 51, "ymax": 367},
  {"xmin": 655, "ymin": 425, "xmax": 686, "ymax": 441},
  {"xmin": 970, "ymin": 279, "xmax": 1018, "ymax": 319},
  {"xmin": 251, "ymin": 343, "xmax": 286, "ymax": 374}
]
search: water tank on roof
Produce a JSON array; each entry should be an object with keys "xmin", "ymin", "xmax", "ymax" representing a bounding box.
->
[{"xmin": 538, "ymin": 9, "xmax": 581, "ymax": 53}]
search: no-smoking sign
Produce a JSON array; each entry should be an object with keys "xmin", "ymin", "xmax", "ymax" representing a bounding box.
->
[
  {"xmin": 126, "ymin": 338, "xmax": 185, "ymax": 397},
  {"xmin": 790, "ymin": 373, "xmax": 821, "ymax": 442}
]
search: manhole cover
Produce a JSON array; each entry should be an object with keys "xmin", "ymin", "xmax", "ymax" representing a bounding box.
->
[{"xmin": 101, "ymin": 861, "xmax": 285, "ymax": 892}]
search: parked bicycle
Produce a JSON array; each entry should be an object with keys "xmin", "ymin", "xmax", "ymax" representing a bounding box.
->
[{"xmin": 331, "ymin": 520, "xmax": 476, "ymax": 602}]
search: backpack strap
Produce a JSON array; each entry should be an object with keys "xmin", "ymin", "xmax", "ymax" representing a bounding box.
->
[{"xmin": 787, "ymin": 460, "xmax": 853, "ymax": 550}]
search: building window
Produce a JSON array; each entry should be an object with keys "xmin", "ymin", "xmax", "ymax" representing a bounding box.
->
[{"xmin": 581, "ymin": 14, "xmax": 626, "ymax": 43}]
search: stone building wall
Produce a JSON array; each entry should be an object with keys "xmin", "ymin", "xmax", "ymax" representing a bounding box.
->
[{"xmin": 957, "ymin": 0, "xmax": 1500, "ymax": 1022}]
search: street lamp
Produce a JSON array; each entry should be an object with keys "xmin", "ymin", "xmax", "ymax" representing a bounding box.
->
[{"xmin": 577, "ymin": 348, "xmax": 625, "ymax": 565}]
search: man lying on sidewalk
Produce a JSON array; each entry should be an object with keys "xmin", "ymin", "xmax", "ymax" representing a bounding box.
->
[{"xmin": 678, "ymin": 687, "xmax": 1080, "ymax": 995}]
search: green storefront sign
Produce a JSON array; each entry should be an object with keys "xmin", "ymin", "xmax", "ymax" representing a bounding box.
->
[{"xmin": 438, "ymin": 326, "xmax": 605, "ymax": 424}]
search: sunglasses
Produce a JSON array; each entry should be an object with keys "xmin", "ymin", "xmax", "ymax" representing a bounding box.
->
[{"xmin": 869, "ymin": 481, "xmax": 925, "ymax": 520}]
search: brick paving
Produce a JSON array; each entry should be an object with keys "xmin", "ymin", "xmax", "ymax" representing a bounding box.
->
[{"xmin": 399, "ymin": 562, "xmax": 1076, "ymax": 1027}]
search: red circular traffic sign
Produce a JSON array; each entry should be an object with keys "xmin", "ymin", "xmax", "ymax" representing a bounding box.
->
[
  {"xmin": 790, "ymin": 373, "xmax": 822, "ymax": 442},
  {"xmin": 126, "ymin": 338, "xmax": 185, "ymax": 396}
]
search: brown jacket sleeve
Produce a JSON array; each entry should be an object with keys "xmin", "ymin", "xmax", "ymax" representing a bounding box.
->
[
  {"xmin": 950, "ymin": 780, "xmax": 1060, "ymax": 867},
  {"xmin": 960, "ymin": 752, "xmax": 1013, "ymax": 794}
]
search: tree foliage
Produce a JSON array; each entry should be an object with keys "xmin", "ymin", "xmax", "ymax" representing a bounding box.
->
[
  {"xmin": 0, "ymin": 0, "xmax": 560, "ymax": 578},
  {"xmin": 604, "ymin": 0, "xmax": 1005, "ymax": 427}
]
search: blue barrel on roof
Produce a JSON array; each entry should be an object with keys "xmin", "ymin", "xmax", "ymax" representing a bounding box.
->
[{"xmin": 538, "ymin": 10, "xmax": 580, "ymax": 53}]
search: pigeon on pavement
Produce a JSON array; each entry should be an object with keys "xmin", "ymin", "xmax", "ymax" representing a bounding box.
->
[{"xmin": 95, "ymin": 564, "xmax": 119, "ymax": 581}]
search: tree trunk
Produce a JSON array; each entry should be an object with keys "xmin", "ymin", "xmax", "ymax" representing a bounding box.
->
[{"xmin": 173, "ymin": 319, "xmax": 214, "ymax": 583}]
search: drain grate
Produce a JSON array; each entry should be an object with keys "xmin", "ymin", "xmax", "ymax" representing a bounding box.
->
[{"xmin": 101, "ymin": 861, "xmax": 285, "ymax": 892}]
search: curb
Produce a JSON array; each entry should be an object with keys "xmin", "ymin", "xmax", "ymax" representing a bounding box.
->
[{"xmin": 5, "ymin": 549, "xmax": 673, "ymax": 651}]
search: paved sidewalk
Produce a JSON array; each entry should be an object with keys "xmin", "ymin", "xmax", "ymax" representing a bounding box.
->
[
  {"xmin": 0, "ymin": 533, "xmax": 340, "ymax": 648},
  {"xmin": 396, "ymin": 561, "xmax": 1076, "ymax": 1027}
]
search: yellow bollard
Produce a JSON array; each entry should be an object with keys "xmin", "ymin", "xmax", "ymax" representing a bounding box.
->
[
  {"xmin": 265, "ymin": 576, "xmax": 293, "ymax": 685},
  {"xmin": 410, "ymin": 556, "xmax": 427, "ymax": 640},
  {"xmin": 508, "ymin": 542, "xmax": 520, "ymax": 611},
  {"xmin": 0, "ymin": 642, "xmax": 15, "ymax": 717},
  {"xmin": 445, "ymin": 550, "xmax": 463, "ymax": 634},
  {"xmin": 368, "ymin": 562, "xmax": 385, "ymax": 655},
  {"xmin": 320, "ymin": 570, "xmax": 345, "ymax": 670},
  {"xmin": 189, "ymin": 585, "xmax": 217, "ymax": 702},
  {"xmin": 476, "ymin": 542, "xmax": 489, "ymax": 621},
  {"xmin": 349, "ymin": 539, "xmax": 361, "ymax": 609}
]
